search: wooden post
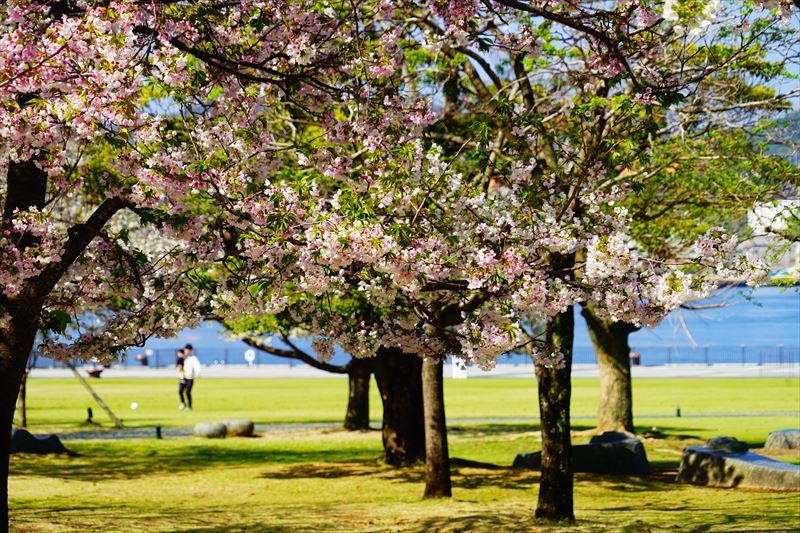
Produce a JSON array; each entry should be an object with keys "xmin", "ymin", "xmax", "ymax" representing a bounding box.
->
[
  {"xmin": 67, "ymin": 364, "xmax": 125, "ymax": 429},
  {"xmin": 16, "ymin": 370, "xmax": 27, "ymax": 428}
]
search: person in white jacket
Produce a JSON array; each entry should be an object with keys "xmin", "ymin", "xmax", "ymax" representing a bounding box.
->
[{"xmin": 180, "ymin": 344, "xmax": 201, "ymax": 411}]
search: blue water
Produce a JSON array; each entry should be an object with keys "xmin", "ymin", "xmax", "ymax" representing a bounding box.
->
[
  {"xmin": 45, "ymin": 286, "xmax": 800, "ymax": 368},
  {"xmin": 603, "ymin": 285, "xmax": 799, "ymax": 365},
  {"xmin": 629, "ymin": 285, "xmax": 799, "ymax": 346}
]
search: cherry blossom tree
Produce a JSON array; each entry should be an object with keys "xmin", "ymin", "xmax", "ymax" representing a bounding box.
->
[
  {"xmin": 392, "ymin": 0, "xmax": 797, "ymax": 512},
  {"xmin": 585, "ymin": 129, "xmax": 799, "ymax": 434},
  {"xmin": 0, "ymin": 0, "xmax": 394, "ymax": 523},
  {"xmin": 221, "ymin": 0, "xmax": 791, "ymax": 516},
  {"xmin": 1, "ymin": 0, "xmax": 795, "ymax": 526}
]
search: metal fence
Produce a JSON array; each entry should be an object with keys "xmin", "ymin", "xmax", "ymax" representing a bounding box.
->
[
  {"xmin": 572, "ymin": 344, "xmax": 800, "ymax": 366},
  {"xmin": 30, "ymin": 343, "xmax": 800, "ymax": 369},
  {"xmin": 30, "ymin": 347, "xmax": 300, "ymax": 369}
]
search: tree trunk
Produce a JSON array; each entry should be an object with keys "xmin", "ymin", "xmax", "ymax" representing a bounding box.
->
[
  {"xmin": 16, "ymin": 371, "xmax": 27, "ymax": 428},
  {"xmin": 535, "ymin": 304, "xmax": 575, "ymax": 522},
  {"xmin": 2, "ymin": 152, "xmax": 49, "ymax": 526},
  {"xmin": 581, "ymin": 305, "xmax": 638, "ymax": 434},
  {"xmin": 422, "ymin": 356, "xmax": 451, "ymax": 498},
  {"xmin": 1, "ymin": 318, "xmax": 41, "ymax": 526},
  {"xmin": 373, "ymin": 347, "xmax": 425, "ymax": 466},
  {"xmin": 343, "ymin": 357, "xmax": 371, "ymax": 431}
]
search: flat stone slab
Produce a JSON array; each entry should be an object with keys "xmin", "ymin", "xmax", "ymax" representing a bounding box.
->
[
  {"xmin": 10, "ymin": 429, "xmax": 69, "ymax": 454},
  {"xmin": 193, "ymin": 422, "xmax": 227, "ymax": 439},
  {"xmin": 223, "ymin": 419, "xmax": 255, "ymax": 437},
  {"xmin": 513, "ymin": 431, "xmax": 649, "ymax": 475},
  {"xmin": 677, "ymin": 446, "xmax": 800, "ymax": 491},
  {"xmin": 765, "ymin": 430, "xmax": 800, "ymax": 450}
]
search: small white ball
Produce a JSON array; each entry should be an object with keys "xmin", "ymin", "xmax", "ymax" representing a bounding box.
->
[{"xmin": 130, "ymin": 402, "xmax": 139, "ymax": 410}]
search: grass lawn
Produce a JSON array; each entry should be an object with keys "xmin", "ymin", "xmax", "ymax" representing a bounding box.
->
[{"xmin": 9, "ymin": 377, "xmax": 800, "ymax": 531}]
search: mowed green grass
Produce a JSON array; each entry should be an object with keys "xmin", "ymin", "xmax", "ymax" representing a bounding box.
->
[
  {"xmin": 18, "ymin": 377, "xmax": 800, "ymax": 444},
  {"xmin": 9, "ymin": 377, "xmax": 800, "ymax": 532}
]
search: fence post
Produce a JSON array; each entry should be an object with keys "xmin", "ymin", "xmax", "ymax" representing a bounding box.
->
[
  {"xmin": 704, "ymin": 345, "xmax": 709, "ymax": 366},
  {"xmin": 224, "ymin": 349, "xmax": 228, "ymax": 366},
  {"xmin": 778, "ymin": 344, "xmax": 784, "ymax": 365},
  {"xmin": 740, "ymin": 345, "xmax": 746, "ymax": 365},
  {"xmin": 667, "ymin": 346, "xmax": 673, "ymax": 365}
]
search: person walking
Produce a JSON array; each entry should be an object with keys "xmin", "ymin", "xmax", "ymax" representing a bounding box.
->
[
  {"xmin": 180, "ymin": 344, "xmax": 201, "ymax": 410},
  {"xmin": 176, "ymin": 348, "xmax": 186, "ymax": 410}
]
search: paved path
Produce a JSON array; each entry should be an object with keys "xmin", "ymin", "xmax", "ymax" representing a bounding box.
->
[
  {"xmin": 30, "ymin": 362, "xmax": 800, "ymax": 379},
  {"xmin": 54, "ymin": 411, "xmax": 800, "ymax": 441},
  {"xmin": 57, "ymin": 422, "xmax": 343, "ymax": 441}
]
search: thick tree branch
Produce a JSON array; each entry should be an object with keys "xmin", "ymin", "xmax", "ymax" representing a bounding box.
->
[
  {"xmin": 241, "ymin": 336, "xmax": 348, "ymax": 374},
  {"xmin": 491, "ymin": 0, "xmax": 639, "ymax": 87},
  {"xmin": 29, "ymin": 197, "xmax": 127, "ymax": 298},
  {"xmin": 437, "ymin": 293, "xmax": 490, "ymax": 327}
]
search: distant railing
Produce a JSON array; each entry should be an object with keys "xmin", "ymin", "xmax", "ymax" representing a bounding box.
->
[
  {"xmin": 572, "ymin": 344, "xmax": 800, "ymax": 366},
  {"xmin": 30, "ymin": 347, "xmax": 300, "ymax": 369},
  {"xmin": 30, "ymin": 343, "xmax": 800, "ymax": 369}
]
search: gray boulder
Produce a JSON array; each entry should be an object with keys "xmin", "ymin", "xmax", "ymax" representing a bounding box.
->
[
  {"xmin": 10, "ymin": 429, "xmax": 68, "ymax": 454},
  {"xmin": 514, "ymin": 431, "xmax": 649, "ymax": 475},
  {"xmin": 706, "ymin": 436, "xmax": 748, "ymax": 453},
  {"xmin": 193, "ymin": 422, "xmax": 227, "ymax": 439},
  {"xmin": 223, "ymin": 419, "xmax": 255, "ymax": 437},
  {"xmin": 677, "ymin": 445, "xmax": 800, "ymax": 491},
  {"xmin": 590, "ymin": 431, "xmax": 633, "ymax": 444},
  {"xmin": 765, "ymin": 429, "xmax": 800, "ymax": 450}
]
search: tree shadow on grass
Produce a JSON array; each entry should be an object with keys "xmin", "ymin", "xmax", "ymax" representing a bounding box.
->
[
  {"xmin": 452, "ymin": 467, "xmax": 538, "ymax": 491},
  {"xmin": 9, "ymin": 423, "xmax": 707, "ymax": 486},
  {"xmin": 172, "ymin": 527, "xmax": 296, "ymax": 532},
  {"xmin": 256, "ymin": 460, "xmax": 382, "ymax": 480},
  {"xmin": 449, "ymin": 423, "xmax": 597, "ymax": 438},
  {"xmin": 574, "ymin": 471, "xmax": 676, "ymax": 494},
  {"xmin": 255, "ymin": 458, "xmax": 539, "ymax": 493},
  {"xmin": 9, "ymin": 445, "xmax": 380, "ymax": 482},
  {"xmin": 384, "ymin": 463, "xmax": 538, "ymax": 492},
  {"xmin": 635, "ymin": 424, "xmax": 705, "ymax": 439},
  {"xmin": 400, "ymin": 512, "xmax": 537, "ymax": 533}
]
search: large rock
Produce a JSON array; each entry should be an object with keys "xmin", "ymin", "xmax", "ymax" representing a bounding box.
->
[
  {"xmin": 765, "ymin": 430, "xmax": 800, "ymax": 450},
  {"xmin": 706, "ymin": 436, "xmax": 748, "ymax": 453},
  {"xmin": 677, "ymin": 443, "xmax": 800, "ymax": 491},
  {"xmin": 223, "ymin": 419, "xmax": 255, "ymax": 437},
  {"xmin": 10, "ymin": 429, "xmax": 68, "ymax": 454},
  {"xmin": 193, "ymin": 422, "xmax": 227, "ymax": 439},
  {"xmin": 513, "ymin": 431, "xmax": 649, "ymax": 475}
]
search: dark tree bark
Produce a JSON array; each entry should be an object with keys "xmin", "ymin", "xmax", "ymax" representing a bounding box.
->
[
  {"xmin": 373, "ymin": 347, "xmax": 425, "ymax": 466},
  {"xmin": 422, "ymin": 357, "xmax": 451, "ymax": 498},
  {"xmin": 343, "ymin": 357, "xmax": 372, "ymax": 431},
  {"xmin": 0, "ymin": 317, "xmax": 39, "ymax": 526},
  {"xmin": 17, "ymin": 352, "xmax": 39, "ymax": 429},
  {"xmin": 581, "ymin": 305, "xmax": 638, "ymax": 433},
  {"xmin": 2, "ymin": 160, "xmax": 47, "ymax": 222},
  {"xmin": 16, "ymin": 371, "xmax": 27, "ymax": 429},
  {"xmin": 1, "ymin": 149, "xmax": 124, "ymax": 527},
  {"xmin": 2, "ymin": 157, "xmax": 49, "ymax": 526},
  {"xmin": 535, "ymin": 304, "xmax": 575, "ymax": 522}
]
